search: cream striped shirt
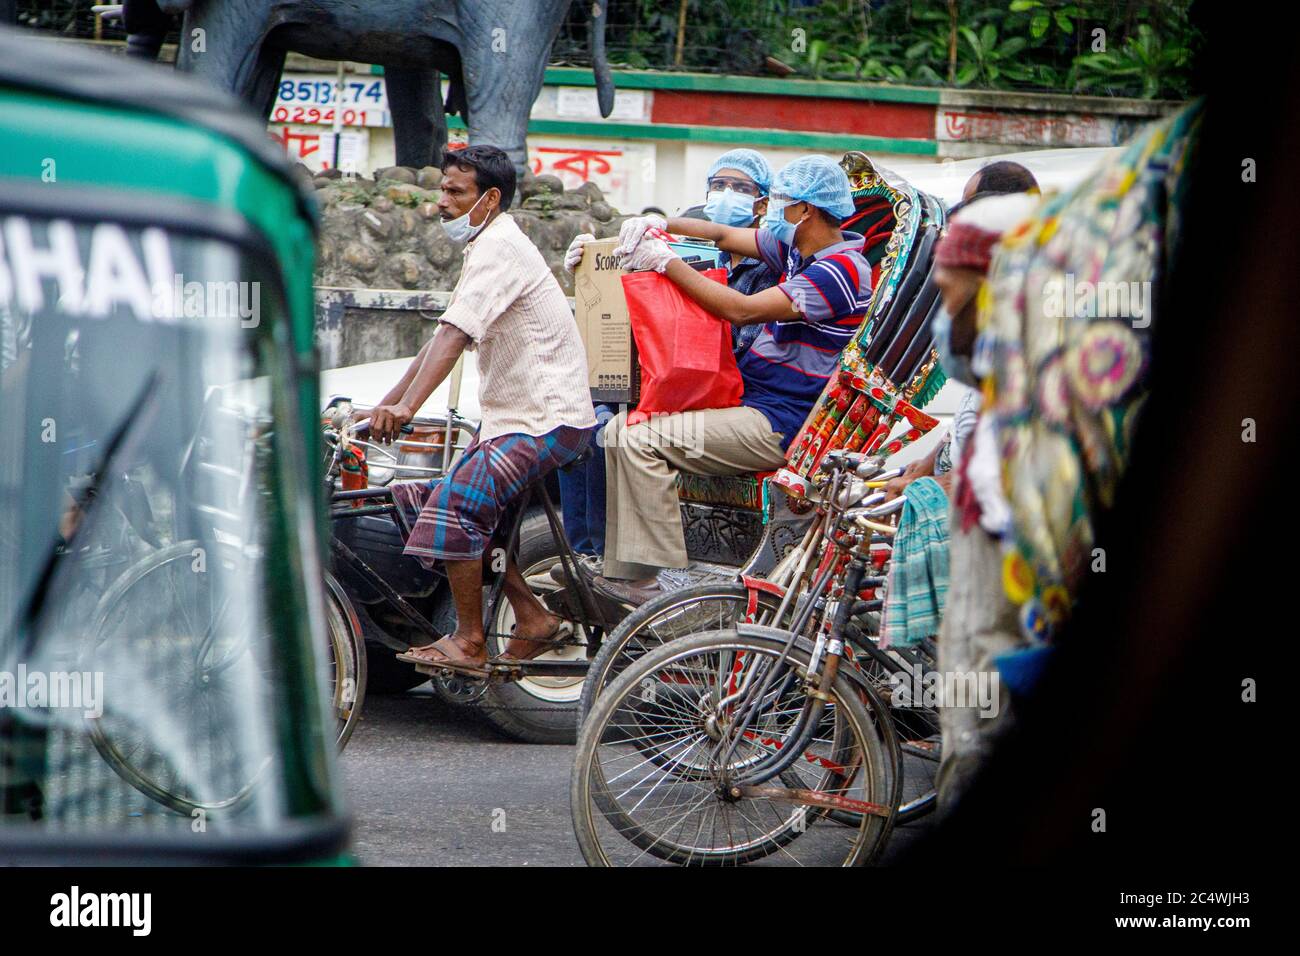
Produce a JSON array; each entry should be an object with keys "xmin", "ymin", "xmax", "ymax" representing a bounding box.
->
[{"xmin": 439, "ymin": 213, "xmax": 595, "ymax": 440}]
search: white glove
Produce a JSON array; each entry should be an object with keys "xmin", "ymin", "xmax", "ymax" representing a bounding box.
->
[
  {"xmin": 615, "ymin": 213, "xmax": 667, "ymax": 257},
  {"xmin": 563, "ymin": 232, "xmax": 595, "ymax": 274},
  {"xmin": 621, "ymin": 236, "xmax": 677, "ymax": 274}
]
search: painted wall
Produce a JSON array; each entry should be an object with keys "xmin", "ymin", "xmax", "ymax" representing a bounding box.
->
[
  {"xmin": 269, "ymin": 73, "xmax": 934, "ymax": 215},
  {"xmin": 266, "ymin": 64, "xmax": 1179, "ymax": 216}
]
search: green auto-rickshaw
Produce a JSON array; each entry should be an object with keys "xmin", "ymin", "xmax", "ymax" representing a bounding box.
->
[{"xmin": 0, "ymin": 27, "xmax": 354, "ymax": 863}]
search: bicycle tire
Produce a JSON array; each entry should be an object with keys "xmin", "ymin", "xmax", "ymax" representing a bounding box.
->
[
  {"xmin": 478, "ymin": 509, "xmax": 589, "ymax": 744},
  {"xmin": 82, "ymin": 541, "xmax": 268, "ymax": 815},
  {"xmin": 577, "ymin": 584, "xmax": 785, "ymax": 724},
  {"xmin": 570, "ymin": 627, "xmax": 900, "ymax": 867},
  {"xmin": 324, "ymin": 572, "xmax": 367, "ymax": 750}
]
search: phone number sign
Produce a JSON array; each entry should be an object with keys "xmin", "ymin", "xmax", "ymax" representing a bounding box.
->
[{"xmin": 272, "ymin": 73, "xmax": 391, "ymax": 128}]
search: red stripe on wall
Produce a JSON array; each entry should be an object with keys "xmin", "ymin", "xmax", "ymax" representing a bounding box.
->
[{"xmin": 650, "ymin": 90, "xmax": 934, "ymax": 140}]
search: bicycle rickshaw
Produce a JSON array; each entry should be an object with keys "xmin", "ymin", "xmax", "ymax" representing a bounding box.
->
[
  {"xmin": 0, "ymin": 30, "xmax": 351, "ymax": 862},
  {"xmin": 322, "ymin": 151, "xmax": 951, "ymax": 778},
  {"xmin": 570, "ymin": 447, "xmax": 924, "ymax": 865}
]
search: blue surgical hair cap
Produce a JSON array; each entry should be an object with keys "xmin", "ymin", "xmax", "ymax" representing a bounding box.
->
[
  {"xmin": 770, "ymin": 155, "xmax": 855, "ymax": 220},
  {"xmin": 706, "ymin": 149, "xmax": 773, "ymax": 194}
]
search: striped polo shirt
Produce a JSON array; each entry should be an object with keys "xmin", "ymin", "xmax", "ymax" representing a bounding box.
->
[{"xmin": 737, "ymin": 228, "xmax": 872, "ymax": 450}]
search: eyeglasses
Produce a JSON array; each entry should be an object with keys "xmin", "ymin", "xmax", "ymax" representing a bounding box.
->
[
  {"xmin": 767, "ymin": 195, "xmax": 805, "ymax": 214},
  {"xmin": 706, "ymin": 176, "xmax": 764, "ymax": 198}
]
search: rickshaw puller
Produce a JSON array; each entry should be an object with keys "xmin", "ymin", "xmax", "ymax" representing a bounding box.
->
[{"xmin": 365, "ymin": 146, "xmax": 597, "ymax": 675}]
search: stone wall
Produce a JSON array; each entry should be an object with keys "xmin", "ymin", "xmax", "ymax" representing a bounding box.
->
[{"xmin": 308, "ymin": 163, "xmax": 627, "ymax": 300}]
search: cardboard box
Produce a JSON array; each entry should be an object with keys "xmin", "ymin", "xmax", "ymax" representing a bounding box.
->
[
  {"xmin": 573, "ymin": 236, "xmax": 723, "ymax": 404},
  {"xmin": 574, "ymin": 237, "xmax": 639, "ymax": 404}
]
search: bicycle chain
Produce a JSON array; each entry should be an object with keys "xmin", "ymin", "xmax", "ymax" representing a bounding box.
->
[
  {"xmin": 427, "ymin": 673, "xmax": 582, "ymax": 713},
  {"xmin": 467, "ymin": 703, "xmax": 579, "ymax": 713}
]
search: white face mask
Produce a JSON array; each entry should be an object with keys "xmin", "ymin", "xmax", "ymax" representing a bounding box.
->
[{"xmin": 442, "ymin": 191, "xmax": 492, "ymax": 242}]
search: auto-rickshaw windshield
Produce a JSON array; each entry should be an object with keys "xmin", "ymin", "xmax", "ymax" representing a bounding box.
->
[{"xmin": 0, "ymin": 215, "xmax": 336, "ymax": 836}]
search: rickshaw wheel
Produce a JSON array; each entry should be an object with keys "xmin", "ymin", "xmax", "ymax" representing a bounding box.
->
[
  {"xmin": 477, "ymin": 509, "xmax": 587, "ymax": 744},
  {"xmin": 325, "ymin": 573, "xmax": 367, "ymax": 750},
  {"xmin": 80, "ymin": 541, "xmax": 270, "ymax": 816},
  {"xmin": 570, "ymin": 629, "xmax": 897, "ymax": 866},
  {"xmin": 81, "ymin": 544, "xmax": 365, "ymax": 817},
  {"xmin": 578, "ymin": 584, "xmax": 784, "ymax": 725}
]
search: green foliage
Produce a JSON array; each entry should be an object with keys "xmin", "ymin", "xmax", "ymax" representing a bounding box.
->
[
  {"xmin": 557, "ymin": 0, "xmax": 1200, "ymax": 99},
  {"xmin": 766, "ymin": 0, "xmax": 1199, "ymax": 97},
  {"xmin": 1073, "ymin": 22, "xmax": 1195, "ymax": 98},
  {"xmin": 28, "ymin": 0, "xmax": 1200, "ymax": 100},
  {"xmin": 16, "ymin": 1, "xmax": 127, "ymax": 37},
  {"xmin": 575, "ymin": 0, "xmax": 784, "ymax": 76}
]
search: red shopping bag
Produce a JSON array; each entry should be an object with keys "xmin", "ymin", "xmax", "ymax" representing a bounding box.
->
[{"xmin": 620, "ymin": 268, "xmax": 744, "ymax": 426}]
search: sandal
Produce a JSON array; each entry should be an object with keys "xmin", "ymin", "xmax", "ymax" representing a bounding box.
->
[
  {"xmin": 396, "ymin": 634, "xmax": 490, "ymax": 677},
  {"xmin": 496, "ymin": 620, "xmax": 575, "ymax": 663}
]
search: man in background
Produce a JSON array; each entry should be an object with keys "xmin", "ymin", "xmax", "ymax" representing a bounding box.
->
[
  {"xmin": 961, "ymin": 160, "xmax": 1040, "ymax": 203},
  {"xmin": 885, "ymin": 163, "xmax": 1040, "ymax": 501}
]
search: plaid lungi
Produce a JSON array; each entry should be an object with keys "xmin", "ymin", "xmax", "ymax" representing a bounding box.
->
[
  {"xmin": 390, "ymin": 424, "xmax": 592, "ymax": 567},
  {"xmin": 882, "ymin": 476, "xmax": 951, "ymax": 647}
]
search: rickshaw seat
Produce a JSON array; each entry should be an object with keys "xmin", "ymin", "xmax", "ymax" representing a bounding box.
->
[{"xmin": 675, "ymin": 470, "xmax": 776, "ymax": 512}]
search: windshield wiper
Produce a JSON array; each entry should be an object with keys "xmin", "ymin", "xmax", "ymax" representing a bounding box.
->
[{"xmin": 12, "ymin": 370, "xmax": 162, "ymax": 653}]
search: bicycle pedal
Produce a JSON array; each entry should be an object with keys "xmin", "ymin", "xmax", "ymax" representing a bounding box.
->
[{"xmin": 410, "ymin": 661, "xmax": 488, "ymax": 683}]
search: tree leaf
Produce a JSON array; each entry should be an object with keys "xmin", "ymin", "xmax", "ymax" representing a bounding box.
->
[
  {"xmin": 906, "ymin": 39, "xmax": 932, "ymax": 60},
  {"xmin": 913, "ymin": 64, "xmax": 944, "ymax": 84}
]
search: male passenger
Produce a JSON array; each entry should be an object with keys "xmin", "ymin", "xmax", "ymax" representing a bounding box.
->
[
  {"xmin": 960, "ymin": 160, "xmax": 1040, "ymax": 203},
  {"xmin": 926, "ymin": 193, "xmax": 1040, "ymax": 814},
  {"xmin": 556, "ymin": 148, "xmax": 780, "ymax": 581},
  {"xmin": 593, "ymin": 155, "xmax": 870, "ymax": 606},
  {"xmin": 886, "ymin": 163, "xmax": 1041, "ymax": 500}
]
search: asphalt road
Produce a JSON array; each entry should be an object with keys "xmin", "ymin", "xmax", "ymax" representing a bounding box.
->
[{"xmin": 339, "ymin": 684, "xmax": 933, "ymax": 866}]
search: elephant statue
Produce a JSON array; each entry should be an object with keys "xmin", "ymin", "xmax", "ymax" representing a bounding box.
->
[{"xmin": 147, "ymin": 0, "xmax": 614, "ymax": 183}]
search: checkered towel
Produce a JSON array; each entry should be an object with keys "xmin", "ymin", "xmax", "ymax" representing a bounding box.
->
[
  {"xmin": 390, "ymin": 425, "xmax": 592, "ymax": 567},
  {"xmin": 882, "ymin": 476, "xmax": 950, "ymax": 647}
]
